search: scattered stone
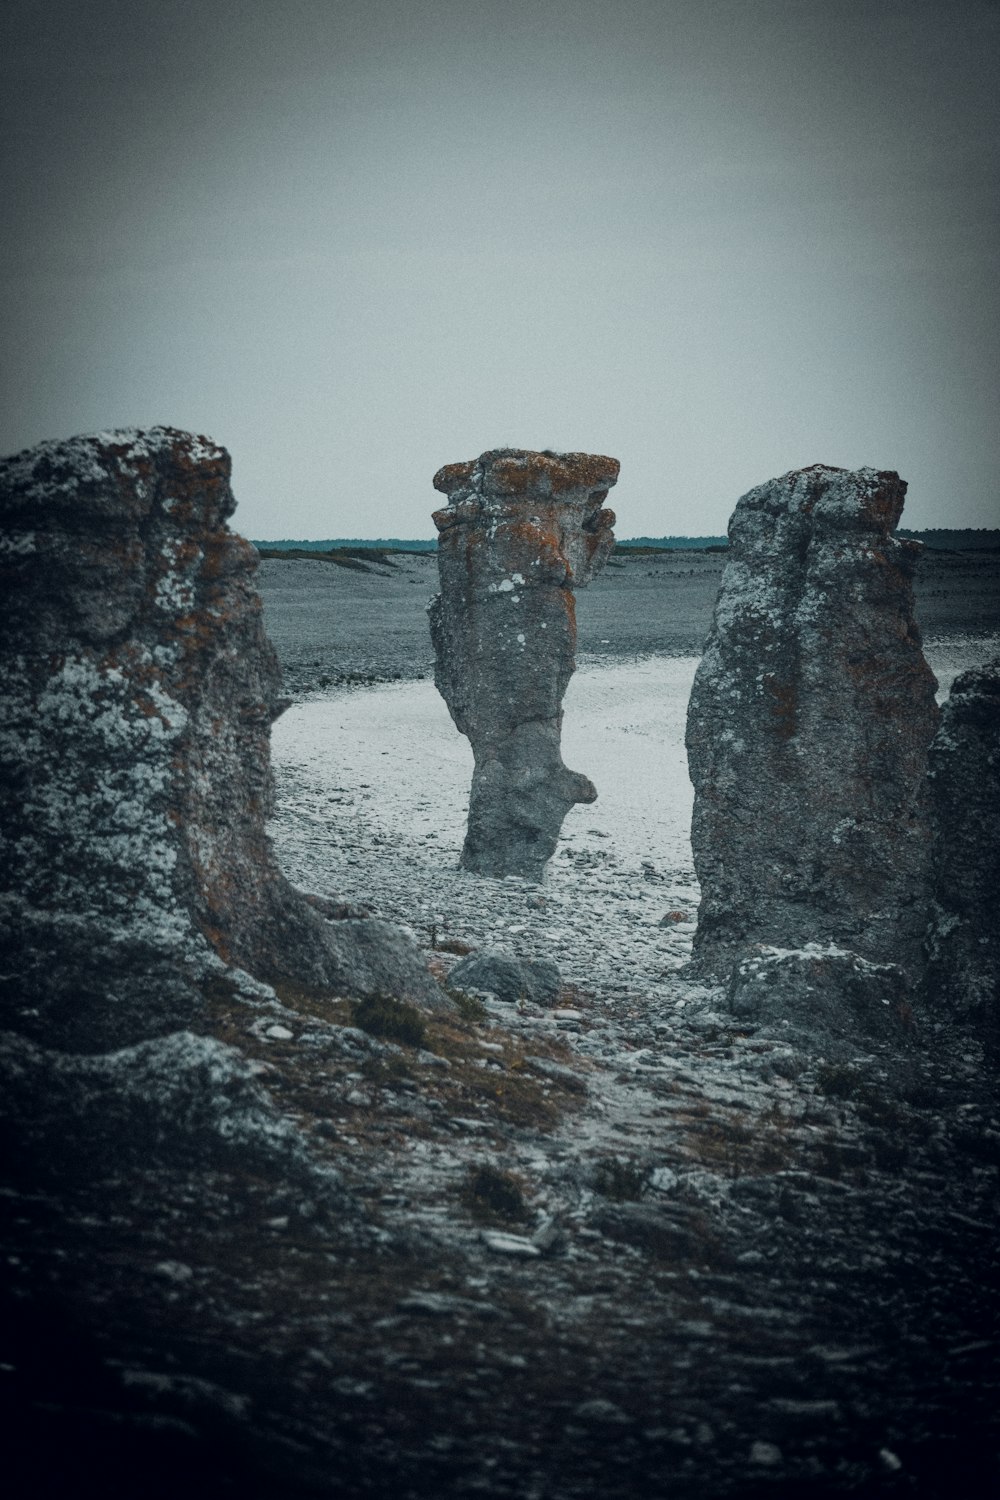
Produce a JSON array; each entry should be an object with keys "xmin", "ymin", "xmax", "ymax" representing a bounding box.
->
[
  {"xmin": 429, "ymin": 448, "xmax": 618, "ymax": 879},
  {"xmin": 480, "ymin": 1230, "xmax": 541, "ymax": 1257},
  {"xmin": 572, "ymin": 1398, "xmax": 633, "ymax": 1428},
  {"xmin": 530, "ymin": 1216, "xmax": 566, "ymax": 1254},
  {"xmin": 686, "ymin": 465, "xmax": 938, "ymax": 985},
  {"xmin": 396, "ymin": 1293, "xmax": 470, "ymax": 1316},
  {"xmin": 448, "ymin": 952, "xmax": 561, "ymax": 1006},
  {"xmin": 749, "ymin": 1440, "xmax": 783, "ymax": 1467},
  {"xmin": 924, "ymin": 657, "xmax": 1000, "ymax": 1025},
  {"xmin": 767, "ymin": 1398, "xmax": 841, "ymax": 1419},
  {"xmin": 523, "ymin": 1056, "xmax": 588, "ymax": 1093},
  {"xmin": 153, "ymin": 1261, "xmax": 194, "ymax": 1283}
]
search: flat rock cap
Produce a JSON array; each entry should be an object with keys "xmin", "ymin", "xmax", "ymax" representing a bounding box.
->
[{"xmin": 433, "ymin": 449, "xmax": 620, "ymax": 501}]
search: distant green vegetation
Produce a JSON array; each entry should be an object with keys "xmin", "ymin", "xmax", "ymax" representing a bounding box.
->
[
  {"xmin": 896, "ymin": 528, "xmax": 1000, "ymax": 551},
  {"xmin": 254, "ymin": 545, "xmax": 401, "ymax": 572},
  {"xmin": 252, "ymin": 528, "xmax": 999, "ymax": 557},
  {"xmin": 615, "ymin": 535, "xmax": 728, "ymax": 549},
  {"xmin": 251, "ymin": 537, "xmax": 436, "ymax": 553}
]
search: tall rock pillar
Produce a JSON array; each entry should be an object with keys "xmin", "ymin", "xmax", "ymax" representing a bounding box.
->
[
  {"xmin": 685, "ymin": 464, "xmax": 939, "ymax": 986},
  {"xmin": 0, "ymin": 427, "xmax": 441, "ymax": 1050},
  {"xmin": 429, "ymin": 448, "xmax": 618, "ymax": 881}
]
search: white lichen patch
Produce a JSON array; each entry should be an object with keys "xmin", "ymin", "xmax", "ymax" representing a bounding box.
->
[
  {"xmin": 153, "ymin": 538, "xmax": 201, "ymax": 615},
  {"xmin": 2, "ymin": 651, "xmax": 193, "ymax": 941},
  {"xmin": 0, "ymin": 531, "xmax": 36, "ymax": 556}
]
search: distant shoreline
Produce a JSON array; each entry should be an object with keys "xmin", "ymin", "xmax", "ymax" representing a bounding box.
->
[{"xmin": 252, "ymin": 529, "xmax": 1000, "ymax": 555}]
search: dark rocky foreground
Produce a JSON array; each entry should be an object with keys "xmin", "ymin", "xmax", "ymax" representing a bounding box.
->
[
  {"xmin": 2, "ymin": 971, "xmax": 998, "ymax": 1498},
  {"xmin": 2, "ymin": 438, "xmax": 998, "ymax": 1498}
]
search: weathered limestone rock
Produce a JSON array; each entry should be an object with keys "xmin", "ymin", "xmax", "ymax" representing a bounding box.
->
[
  {"xmin": 0, "ymin": 427, "xmax": 442, "ymax": 1052},
  {"xmin": 727, "ymin": 946, "xmax": 915, "ymax": 1061},
  {"xmin": 0, "ymin": 1029, "xmax": 340, "ymax": 1186},
  {"xmin": 686, "ymin": 465, "xmax": 939, "ymax": 984},
  {"xmin": 429, "ymin": 449, "xmax": 618, "ymax": 880},
  {"xmin": 448, "ymin": 950, "xmax": 562, "ymax": 1006},
  {"xmin": 924, "ymin": 657, "xmax": 1000, "ymax": 1025}
]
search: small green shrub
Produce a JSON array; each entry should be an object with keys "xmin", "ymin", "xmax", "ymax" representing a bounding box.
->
[
  {"xmin": 592, "ymin": 1158, "xmax": 648, "ymax": 1202},
  {"xmin": 815, "ymin": 1063, "xmax": 861, "ymax": 1100},
  {"xmin": 445, "ymin": 986, "xmax": 487, "ymax": 1022},
  {"xmin": 461, "ymin": 1164, "xmax": 529, "ymax": 1224},
  {"xmin": 350, "ymin": 994, "xmax": 427, "ymax": 1048}
]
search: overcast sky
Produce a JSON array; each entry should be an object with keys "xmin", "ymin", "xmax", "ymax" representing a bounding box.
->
[{"xmin": 2, "ymin": 0, "xmax": 997, "ymax": 537}]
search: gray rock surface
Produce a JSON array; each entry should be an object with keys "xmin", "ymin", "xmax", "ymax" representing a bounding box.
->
[
  {"xmin": 0, "ymin": 427, "xmax": 442, "ymax": 1051},
  {"xmin": 0, "ymin": 1028, "xmax": 338, "ymax": 1185},
  {"xmin": 726, "ymin": 945, "xmax": 914, "ymax": 1060},
  {"xmin": 448, "ymin": 951, "xmax": 562, "ymax": 1006},
  {"xmin": 429, "ymin": 449, "xmax": 618, "ymax": 880},
  {"xmin": 924, "ymin": 656, "xmax": 1000, "ymax": 1024},
  {"xmin": 686, "ymin": 464, "xmax": 939, "ymax": 984}
]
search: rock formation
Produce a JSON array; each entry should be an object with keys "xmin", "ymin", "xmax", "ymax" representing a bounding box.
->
[
  {"xmin": 429, "ymin": 449, "xmax": 618, "ymax": 880},
  {"xmin": 686, "ymin": 464, "xmax": 939, "ymax": 985},
  {"xmin": 0, "ymin": 427, "xmax": 442, "ymax": 1053},
  {"xmin": 924, "ymin": 657, "xmax": 1000, "ymax": 1026}
]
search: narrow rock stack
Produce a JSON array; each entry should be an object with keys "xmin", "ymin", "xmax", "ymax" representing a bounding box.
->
[
  {"xmin": 685, "ymin": 465, "xmax": 939, "ymax": 1012},
  {"xmin": 924, "ymin": 657, "xmax": 1000, "ymax": 1027},
  {"xmin": 429, "ymin": 449, "xmax": 618, "ymax": 880},
  {"xmin": 0, "ymin": 427, "xmax": 440, "ymax": 1053}
]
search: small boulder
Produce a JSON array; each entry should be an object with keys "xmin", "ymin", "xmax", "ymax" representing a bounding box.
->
[
  {"xmin": 726, "ymin": 945, "xmax": 914, "ymax": 1058},
  {"xmin": 448, "ymin": 951, "xmax": 562, "ymax": 1006}
]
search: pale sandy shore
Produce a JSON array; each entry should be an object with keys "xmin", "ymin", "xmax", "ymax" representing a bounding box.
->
[{"xmin": 270, "ymin": 638, "xmax": 997, "ymax": 1007}]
